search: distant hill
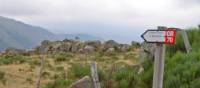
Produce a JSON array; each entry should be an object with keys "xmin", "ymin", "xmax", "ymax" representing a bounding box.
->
[
  {"xmin": 0, "ymin": 16, "xmax": 102, "ymax": 51},
  {"xmin": 0, "ymin": 16, "xmax": 57, "ymax": 50}
]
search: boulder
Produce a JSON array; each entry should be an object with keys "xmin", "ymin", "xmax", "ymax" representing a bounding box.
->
[
  {"xmin": 120, "ymin": 44, "xmax": 131, "ymax": 52},
  {"xmin": 83, "ymin": 45, "xmax": 95, "ymax": 53},
  {"xmin": 71, "ymin": 42, "xmax": 82, "ymax": 53},
  {"xmin": 85, "ymin": 40, "xmax": 101, "ymax": 48},
  {"xmin": 4, "ymin": 48, "xmax": 26, "ymax": 56},
  {"xmin": 57, "ymin": 43, "xmax": 71, "ymax": 52},
  {"xmin": 103, "ymin": 40, "xmax": 119, "ymax": 51},
  {"xmin": 106, "ymin": 48, "xmax": 115, "ymax": 53}
]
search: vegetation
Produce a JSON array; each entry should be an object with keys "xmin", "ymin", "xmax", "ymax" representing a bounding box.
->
[
  {"xmin": 0, "ymin": 55, "xmax": 28, "ymax": 65},
  {"xmin": 0, "ymin": 27, "xmax": 200, "ymax": 88},
  {"xmin": 54, "ymin": 52, "xmax": 73, "ymax": 62}
]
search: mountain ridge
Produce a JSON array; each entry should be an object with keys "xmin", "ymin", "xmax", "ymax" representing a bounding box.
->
[{"xmin": 0, "ymin": 16, "xmax": 102, "ymax": 51}]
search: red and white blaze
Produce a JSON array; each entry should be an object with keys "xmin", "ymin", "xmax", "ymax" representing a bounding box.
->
[{"xmin": 165, "ymin": 29, "xmax": 176, "ymax": 44}]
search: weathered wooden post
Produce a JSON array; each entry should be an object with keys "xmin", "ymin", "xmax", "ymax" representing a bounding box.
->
[
  {"xmin": 181, "ymin": 30, "xmax": 192, "ymax": 53},
  {"xmin": 36, "ymin": 46, "xmax": 46, "ymax": 88},
  {"xmin": 152, "ymin": 26, "xmax": 166, "ymax": 88},
  {"xmin": 91, "ymin": 61, "xmax": 101, "ymax": 88},
  {"xmin": 70, "ymin": 76, "xmax": 92, "ymax": 88}
]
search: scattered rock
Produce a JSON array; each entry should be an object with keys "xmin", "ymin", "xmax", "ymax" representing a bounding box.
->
[
  {"xmin": 85, "ymin": 40, "xmax": 101, "ymax": 48},
  {"xmin": 71, "ymin": 42, "xmax": 82, "ymax": 53},
  {"xmin": 106, "ymin": 48, "xmax": 115, "ymax": 53},
  {"xmin": 58, "ymin": 43, "xmax": 71, "ymax": 52},
  {"xmin": 83, "ymin": 45, "xmax": 95, "ymax": 53},
  {"xmin": 104, "ymin": 40, "xmax": 119, "ymax": 48},
  {"xmin": 4, "ymin": 48, "xmax": 26, "ymax": 56},
  {"xmin": 120, "ymin": 44, "xmax": 131, "ymax": 52},
  {"xmin": 2, "ymin": 39, "xmax": 137, "ymax": 55}
]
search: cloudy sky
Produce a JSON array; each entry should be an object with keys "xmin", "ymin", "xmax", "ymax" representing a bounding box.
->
[{"xmin": 0, "ymin": 0, "xmax": 200, "ymax": 43}]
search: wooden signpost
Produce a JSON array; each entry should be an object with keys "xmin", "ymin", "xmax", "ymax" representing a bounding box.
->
[{"xmin": 141, "ymin": 26, "xmax": 177, "ymax": 88}]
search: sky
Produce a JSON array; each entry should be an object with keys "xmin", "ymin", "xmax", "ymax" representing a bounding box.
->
[{"xmin": 0, "ymin": 0, "xmax": 200, "ymax": 43}]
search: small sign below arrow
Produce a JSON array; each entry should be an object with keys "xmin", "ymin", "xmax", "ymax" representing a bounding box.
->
[{"xmin": 141, "ymin": 28, "xmax": 177, "ymax": 44}]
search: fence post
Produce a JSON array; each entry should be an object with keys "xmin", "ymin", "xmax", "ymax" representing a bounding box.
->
[
  {"xmin": 36, "ymin": 46, "xmax": 46, "ymax": 88},
  {"xmin": 91, "ymin": 61, "xmax": 101, "ymax": 88},
  {"xmin": 181, "ymin": 30, "xmax": 192, "ymax": 53},
  {"xmin": 36, "ymin": 56, "xmax": 44, "ymax": 88}
]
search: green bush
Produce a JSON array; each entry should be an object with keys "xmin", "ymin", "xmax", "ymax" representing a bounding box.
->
[
  {"xmin": 54, "ymin": 53, "xmax": 73, "ymax": 62},
  {"xmin": 164, "ymin": 49, "xmax": 200, "ymax": 88},
  {"xmin": 0, "ymin": 71, "xmax": 6, "ymax": 85},
  {"xmin": 0, "ymin": 55, "xmax": 27, "ymax": 65},
  {"xmin": 42, "ymin": 79, "xmax": 72, "ymax": 88},
  {"xmin": 70, "ymin": 64, "xmax": 90, "ymax": 79}
]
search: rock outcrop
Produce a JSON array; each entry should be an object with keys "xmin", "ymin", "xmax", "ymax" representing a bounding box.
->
[{"xmin": 0, "ymin": 39, "xmax": 140, "ymax": 56}]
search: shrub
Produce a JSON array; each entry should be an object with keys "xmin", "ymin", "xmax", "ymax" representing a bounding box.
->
[
  {"xmin": 54, "ymin": 53, "xmax": 73, "ymax": 62},
  {"xmin": 70, "ymin": 64, "xmax": 90, "ymax": 79},
  {"xmin": 0, "ymin": 55, "xmax": 27, "ymax": 65},
  {"xmin": 0, "ymin": 71, "xmax": 6, "ymax": 85},
  {"xmin": 26, "ymin": 77, "xmax": 33, "ymax": 84},
  {"xmin": 42, "ymin": 79, "xmax": 72, "ymax": 88}
]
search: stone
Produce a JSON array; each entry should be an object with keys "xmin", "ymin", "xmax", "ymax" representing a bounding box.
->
[
  {"xmin": 83, "ymin": 45, "xmax": 95, "ymax": 53},
  {"xmin": 58, "ymin": 43, "xmax": 71, "ymax": 52},
  {"xmin": 85, "ymin": 40, "xmax": 101, "ymax": 48},
  {"xmin": 71, "ymin": 42, "xmax": 82, "ymax": 53},
  {"xmin": 106, "ymin": 48, "xmax": 115, "ymax": 53},
  {"xmin": 120, "ymin": 44, "xmax": 131, "ymax": 52},
  {"xmin": 103, "ymin": 40, "xmax": 119, "ymax": 51},
  {"xmin": 4, "ymin": 48, "xmax": 26, "ymax": 56}
]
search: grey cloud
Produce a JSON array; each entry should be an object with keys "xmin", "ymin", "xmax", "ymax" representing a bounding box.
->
[
  {"xmin": 175, "ymin": 0, "xmax": 200, "ymax": 8},
  {"xmin": 0, "ymin": 0, "xmax": 199, "ymax": 42},
  {"xmin": 0, "ymin": 0, "xmax": 45, "ymax": 16}
]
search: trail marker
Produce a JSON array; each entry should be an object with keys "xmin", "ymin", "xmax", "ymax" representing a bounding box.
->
[
  {"xmin": 141, "ymin": 27, "xmax": 177, "ymax": 88},
  {"xmin": 141, "ymin": 28, "xmax": 176, "ymax": 44}
]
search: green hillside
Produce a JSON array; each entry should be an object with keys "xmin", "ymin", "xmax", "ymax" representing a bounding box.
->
[{"xmin": 0, "ymin": 16, "xmax": 56, "ymax": 50}]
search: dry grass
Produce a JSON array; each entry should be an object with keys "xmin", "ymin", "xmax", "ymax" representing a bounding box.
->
[{"xmin": 0, "ymin": 50, "xmax": 140, "ymax": 88}]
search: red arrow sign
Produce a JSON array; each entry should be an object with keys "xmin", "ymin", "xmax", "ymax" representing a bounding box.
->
[{"xmin": 141, "ymin": 28, "xmax": 177, "ymax": 44}]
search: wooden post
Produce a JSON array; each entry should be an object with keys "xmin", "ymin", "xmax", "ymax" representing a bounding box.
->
[
  {"xmin": 152, "ymin": 26, "xmax": 166, "ymax": 88},
  {"xmin": 36, "ymin": 46, "xmax": 46, "ymax": 88},
  {"xmin": 70, "ymin": 76, "xmax": 92, "ymax": 88},
  {"xmin": 36, "ymin": 57, "xmax": 44, "ymax": 88},
  {"xmin": 91, "ymin": 61, "xmax": 101, "ymax": 88},
  {"xmin": 181, "ymin": 30, "xmax": 192, "ymax": 53}
]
